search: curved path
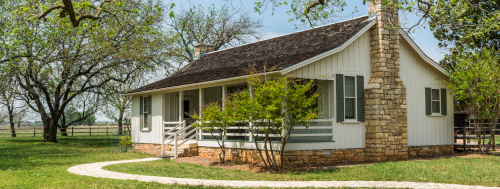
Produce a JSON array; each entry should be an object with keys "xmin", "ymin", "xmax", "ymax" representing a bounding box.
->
[{"xmin": 68, "ymin": 157, "xmax": 499, "ymax": 188}]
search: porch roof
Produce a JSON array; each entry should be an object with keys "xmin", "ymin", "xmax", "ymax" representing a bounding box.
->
[{"xmin": 126, "ymin": 15, "xmax": 372, "ymax": 95}]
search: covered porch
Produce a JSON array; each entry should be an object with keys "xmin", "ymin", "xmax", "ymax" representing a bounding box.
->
[{"xmin": 160, "ymin": 80, "xmax": 339, "ymax": 157}]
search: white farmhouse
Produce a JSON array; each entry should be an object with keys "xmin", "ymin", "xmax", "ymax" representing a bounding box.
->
[{"xmin": 124, "ymin": 1, "xmax": 454, "ymax": 164}]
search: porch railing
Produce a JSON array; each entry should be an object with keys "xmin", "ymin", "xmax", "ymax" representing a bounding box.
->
[
  {"xmin": 161, "ymin": 120, "xmax": 199, "ymax": 158},
  {"xmin": 199, "ymin": 119, "xmax": 335, "ymax": 142}
]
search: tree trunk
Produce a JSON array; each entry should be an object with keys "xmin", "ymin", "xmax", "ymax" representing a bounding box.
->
[
  {"xmin": 118, "ymin": 121, "xmax": 123, "ymax": 135},
  {"xmin": 9, "ymin": 111, "xmax": 16, "ymax": 137},
  {"xmin": 59, "ymin": 128, "xmax": 68, "ymax": 136},
  {"xmin": 44, "ymin": 117, "xmax": 59, "ymax": 142},
  {"xmin": 60, "ymin": 114, "xmax": 68, "ymax": 136}
]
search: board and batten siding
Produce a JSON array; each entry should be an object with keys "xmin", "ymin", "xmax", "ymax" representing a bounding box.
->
[
  {"xmin": 131, "ymin": 92, "xmax": 164, "ymax": 144},
  {"xmin": 400, "ymin": 39, "xmax": 454, "ymax": 146},
  {"xmin": 291, "ymin": 31, "xmax": 371, "ymax": 149}
]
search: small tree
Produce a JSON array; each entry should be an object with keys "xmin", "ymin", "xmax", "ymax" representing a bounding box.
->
[
  {"xmin": 0, "ymin": 77, "xmax": 24, "ymax": 137},
  {"xmin": 192, "ymin": 102, "xmax": 236, "ymax": 163},
  {"xmin": 447, "ymin": 48, "xmax": 500, "ymax": 154},
  {"xmin": 198, "ymin": 72, "xmax": 320, "ymax": 170},
  {"xmin": 242, "ymin": 74, "xmax": 319, "ymax": 169},
  {"xmin": 13, "ymin": 109, "xmax": 31, "ymax": 129},
  {"xmin": 0, "ymin": 110, "xmax": 7, "ymax": 125}
]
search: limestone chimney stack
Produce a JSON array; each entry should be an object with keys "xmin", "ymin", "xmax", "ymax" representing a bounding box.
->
[
  {"xmin": 364, "ymin": 0, "xmax": 408, "ymax": 162},
  {"xmin": 194, "ymin": 43, "xmax": 215, "ymax": 60}
]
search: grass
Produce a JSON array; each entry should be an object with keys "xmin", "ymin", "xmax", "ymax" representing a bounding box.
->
[
  {"xmin": 470, "ymin": 136, "xmax": 500, "ymax": 145},
  {"xmin": 2, "ymin": 136, "xmax": 497, "ymax": 189},
  {"xmin": 104, "ymin": 155, "xmax": 500, "ymax": 187},
  {"xmin": 0, "ymin": 136, "xmax": 231, "ymax": 188}
]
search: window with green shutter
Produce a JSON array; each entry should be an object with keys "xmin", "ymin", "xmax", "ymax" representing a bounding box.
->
[
  {"xmin": 140, "ymin": 96, "xmax": 143, "ymax": 129},
  {"xmin": 336, "ymin": 74, "xmax": 344, "ymax": 122},
  {"xmin": 425, "ymin": 87, "xmax": 431, "ymax": 115},
  {"xmin": 425, "ymin": 87, "xmax": 447, "ymax": 116},
  {"xmin": 356, "ymin": 75, "xmax": 365, "ymax": 122},
  {"xmin": 336, "ymin": 74, "xmax": 365, "ymax": 122}
]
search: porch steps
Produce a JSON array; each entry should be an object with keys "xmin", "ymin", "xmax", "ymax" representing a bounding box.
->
[{"xmin": 163, "ymin": 142, "xmax": 198, "ymax": 157}]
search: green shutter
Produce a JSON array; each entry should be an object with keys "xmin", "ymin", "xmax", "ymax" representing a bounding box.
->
[
  {"xmin": 356, "ymin": 75, "xmax": 365, "ymax": 122},
  {"xmin": 336, "ymin": 74, "xmax": 344, "ymax": 122},
  {"xmin": 441, "ymin": 88, "xmax": 447, "ymax": 115},
  {"xmin": 140, "ymin": 96, "xmax": 143, "ymax": 128},
  {"xmin": 147, "ymin": 95, "xmax": 152, "ymax": 130},
  {"xmin": 425, "ymin": 87, "xmax": 431, "ymax": 115}
]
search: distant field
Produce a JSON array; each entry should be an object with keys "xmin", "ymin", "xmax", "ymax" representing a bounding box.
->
[{"xmin": 0, "ymin": 124, "xmax": 129, "ymax": 138}]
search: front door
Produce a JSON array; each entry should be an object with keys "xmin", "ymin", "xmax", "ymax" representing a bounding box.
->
[{"xmin": 183, "ymin": 97, "xmax": 194, "ymax": 124}]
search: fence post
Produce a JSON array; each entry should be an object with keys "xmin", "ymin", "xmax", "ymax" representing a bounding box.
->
[
  {"xmin": 72, "ymin": 127, "xmax": 74, "ymax": 136},
  {"xmin": 90, "ymin": 127, "xmax": 91, "ymax": 136},
  {"xmin": 462, "ymin": 127, "xmax": 467, "ymax": 153},
  {"xmin": 33, "ymin": 127, "xmax": 35, "ymax": 137},
  {"xmin": 106, "ymin": 127, "xmax": 108, "ymax": 136}
]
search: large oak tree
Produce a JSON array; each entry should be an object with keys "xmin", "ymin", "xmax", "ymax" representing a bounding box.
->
[{"xmin": 0, "ymin": 0, "xmax": 174, "ymax": 142}]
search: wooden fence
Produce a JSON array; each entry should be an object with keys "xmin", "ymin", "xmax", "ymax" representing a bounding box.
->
[{"xmin": 0, "ymin": 126, "xmax": 130, "ymax": 137}]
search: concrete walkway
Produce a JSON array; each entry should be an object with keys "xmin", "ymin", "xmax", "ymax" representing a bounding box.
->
[{"xmin": 67, "ymin": 157, "xmax": 499, "ymax": 188}]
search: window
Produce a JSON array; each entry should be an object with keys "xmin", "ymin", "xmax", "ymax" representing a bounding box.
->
[
  {"xmin": 431, "ymin": 89, "xmax": 440, "ymax": 114},
  {"xmin": 344, "ymin": 76, "xmax": 356, "ymax": 120},
  {"xmin": 143, "ymin": 97, "xmax": 148, "ymax": 130},
  {"xmin": 336, "ymin": 74, "xmax": 364, "ymax": 123},
  {"xmin": 140, "ymin": 96, "xmax": 151, "ymax": 131}
]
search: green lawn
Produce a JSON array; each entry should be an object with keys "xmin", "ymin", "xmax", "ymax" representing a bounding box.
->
[
  {"xmin": 470, "ymin": 136, "xmax": 500, "ymax": 145},
  {"xmin": 2, "ymin": 136, "xmax": 498, "ymax": 189},
  {"xmin": 104, "ymin": 154, "xmax": 500, "ymax": 187},
  {"xmin": 0, "ymin": 136, "xmax": 226, "ymax": 188}
]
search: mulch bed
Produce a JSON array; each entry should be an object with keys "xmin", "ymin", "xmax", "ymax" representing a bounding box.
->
[{"xmin": 173, "ymin": 152, "xmax": 498, "ymax": 174}]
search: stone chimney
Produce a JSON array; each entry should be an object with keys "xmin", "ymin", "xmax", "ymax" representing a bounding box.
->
[
  {"xmin": 194, "ymin": 43, "xmax": 215, "ymax": 60},
  {"xmin": 364, "ymin": 0, "xmax": 408, "ymax": 162}
]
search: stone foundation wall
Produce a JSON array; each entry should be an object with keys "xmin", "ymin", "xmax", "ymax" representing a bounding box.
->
[
  {"xmin": 132, "ymin": 143, "xmax": 199, "ymax": 157},
  {"xmin": 409, "ymin": 145, "xmax": 454, "ymax": 157},
  {"xmin": 199, "ymin": 147, "xmax": 367, "ymax": 166},
  {"xmin": 199, "ymin": 145, "xmax": 454, "ymax": 166},
  {"xmin": 132, "ymin": 143, "xmax": 162, "ymax": 156}
]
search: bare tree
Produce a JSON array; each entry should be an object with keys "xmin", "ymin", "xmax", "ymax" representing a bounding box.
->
[
  {"xmin": 14, "ymin": 109, "xmax": 31, "ymax": 129},
  {"xmin": 59, "ymin": 92, "xmax": 101, "ymax": 136},
  {"xmin": 102, "ymin": 73, "xmax": 148, "ymax": 135},
  {"xmin": 168, "ymin": 4, "xmax": 264, "ymax": 62},
  {"xmin": 0, "ymin": 110, "xmax": 7, "ymax": 125},
  {"xmin": 0, "ymin": 77, "xmax": 25, "ymax": 137}
]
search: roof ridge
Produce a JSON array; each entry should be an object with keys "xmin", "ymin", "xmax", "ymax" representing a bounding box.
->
[{"xmin": 202, "ymin": 15, "xmax": 370, "ymax": 56}]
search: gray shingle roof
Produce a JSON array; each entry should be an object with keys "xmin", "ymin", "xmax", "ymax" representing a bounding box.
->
[{"xmin": 127, "ymin": 16, "xmax": 371, "ymax": 94}]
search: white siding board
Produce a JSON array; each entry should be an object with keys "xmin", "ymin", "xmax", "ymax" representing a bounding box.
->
[
  {"xmin": 400, "ymin": 39, "xmax": 454, "ymax": 146},
  {"xmin": 131, "ymin": 96, "xmax": 140, "ymax": 143}
]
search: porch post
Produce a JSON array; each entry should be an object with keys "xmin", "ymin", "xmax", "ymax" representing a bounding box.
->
[
  {"xmin": 221, "ymin": 85, "xmax": 227, "ymax": 141},
  {"xmin": 222, "ymin": 85, "xmax": 227, "ymax": 110},
  {"xmin": 248, "ymin": 84, "xmax": 254, "ymax": 142},
  {"xmin": 179, "ymin": 90, "xmax": 184, "ymax": 124},
  {"xmin": 199, "ymin": 88, "xmax": 204, "ymax": 140}
]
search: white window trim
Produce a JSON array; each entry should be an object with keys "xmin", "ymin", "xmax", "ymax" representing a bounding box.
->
[
  {"xmin": 344, "ymin": 75, "xmax": 357, "ymax": 122},
  {"xmin": 431, "ymin": 89, "xmax": 441, "ymax": 116},
  {"xmin": 142, "ymin": 96, "xmax": 149, "ymax": 131}
]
